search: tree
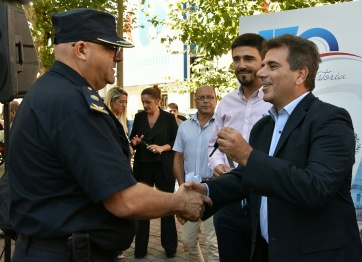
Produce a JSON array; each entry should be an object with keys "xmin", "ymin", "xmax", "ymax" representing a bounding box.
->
[
  {"xmin": 22, "ymin": 0, "xmax": 351, "ymax": 94},
  {"xmin": 149, "ymin": 0, "xmax": 351, "ymax": 95}
]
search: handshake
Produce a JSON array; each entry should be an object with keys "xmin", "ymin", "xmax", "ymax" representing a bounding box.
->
[{"xmin": 173, "ymin": 181, "xmax": 211, "ymax": 224}]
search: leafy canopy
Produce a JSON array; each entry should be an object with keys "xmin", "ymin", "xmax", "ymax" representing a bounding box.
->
[
  {"xmin": 24, "ymin": 0, "xmax": 351, "ymax": 95},
  {"xmin": 149, "ymin": 0, "xmax": 351, "ymax": 95}
]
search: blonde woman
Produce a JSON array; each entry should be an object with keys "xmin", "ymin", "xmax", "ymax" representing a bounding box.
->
[
  {"xmin": 105, "ymin": 87, "xmax": 133, "ymax": 261},
  {"xmin": 105, "ymin": 87, "xmax": 131, "ymax": 260},
  {"xmin": 105, "ymin": 86, "xmax": 134, "ymax": 154},
  {"xmin": 105, "ymin": 87, "xmax": 129, "ymax": 135}
]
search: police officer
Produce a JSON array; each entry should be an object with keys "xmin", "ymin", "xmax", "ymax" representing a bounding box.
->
[{"xmin": 8, "ymin": 8, "xmax": 211, "ymax": 262}]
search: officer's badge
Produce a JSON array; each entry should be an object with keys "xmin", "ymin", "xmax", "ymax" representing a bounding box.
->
[
  {"xmin": 81, "ymin": 86, "xmax": 109, "ymax": 115},
  {"xmin": 90, "ymin": 103, "xmax": 108, "ymax": 114},
  {"xmin": 90, "ymin": 95, "xmax": 99, "ymax": 101}
]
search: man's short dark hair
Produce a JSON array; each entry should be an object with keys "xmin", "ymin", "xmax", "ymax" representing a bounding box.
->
[
  {"xmin": 231, "ymin": 33, "xmax": 267, "ymax": 59},
  {"xmin": 265, "ymin": 34, "xmax": 321, "ymax": 91},
  {"xmin": 167, "ymin": 103, "xmax": 178, "ymax": 110}
]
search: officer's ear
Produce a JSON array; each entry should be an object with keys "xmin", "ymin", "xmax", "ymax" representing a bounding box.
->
[{"xmin": 72, "ymin": 41, "xmax": 87, "ymax": 61}]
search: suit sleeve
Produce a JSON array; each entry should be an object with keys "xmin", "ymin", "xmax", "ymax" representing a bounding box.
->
[{"xmin": 202, "ymin": 167, "xmax": 249, "ymax": 219}]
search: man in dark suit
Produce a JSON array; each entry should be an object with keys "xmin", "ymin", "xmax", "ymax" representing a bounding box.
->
[{"xmin": 185, "ymin": 34, "xmax": 362, "ymax": 262}]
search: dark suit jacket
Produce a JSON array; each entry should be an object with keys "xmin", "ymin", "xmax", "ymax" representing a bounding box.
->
[
  {"xmin": 130, "ymin": 109, "xmax": 178, "ymax": 183},
  {"xmin": 205, "ymin": 93, "xmax": 362, "ymax": 262}
]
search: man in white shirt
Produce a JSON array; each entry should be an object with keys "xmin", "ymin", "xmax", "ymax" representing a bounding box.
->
[
  {"xmin": 174, "ymin": 85, "xmax": 219, "ymax": 262},
  {"xmin": 208, "ymin": 33, "xmax": 270, "ymax": 261}
]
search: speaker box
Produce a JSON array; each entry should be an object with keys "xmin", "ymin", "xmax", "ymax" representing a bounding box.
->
[{"xmin": 0, "ymin": 3, "xmax": 39, "ymax": 103}]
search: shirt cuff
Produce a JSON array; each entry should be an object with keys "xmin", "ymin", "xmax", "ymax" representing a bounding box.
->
[{"xmin": 204, "ymin": 183, "xmax": 210, "ymax": 197}]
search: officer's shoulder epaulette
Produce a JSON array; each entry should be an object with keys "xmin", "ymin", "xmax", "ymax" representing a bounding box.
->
[{"xmin": 81, "ymin": 86, "xmax": 109, "ymax": 115}]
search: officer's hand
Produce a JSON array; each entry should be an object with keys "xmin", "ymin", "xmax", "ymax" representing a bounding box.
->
[{"xmin": 174, "ymin": 184, "xmax": 212, "ymax": 223}]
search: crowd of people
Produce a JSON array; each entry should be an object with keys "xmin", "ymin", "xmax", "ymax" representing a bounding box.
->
[
  {"xmin": 2, "ymin": 6, "xmax": 362, "ymax": 262},
  {"xmin": 7, "ymin": 8, "xmax": 210, "ymax": 262}
]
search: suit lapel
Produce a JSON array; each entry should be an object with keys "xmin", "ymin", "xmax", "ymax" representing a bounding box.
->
[
  {"xmin": 253, "ymin": 194, "xmax": 262, "ymax": 208},
  {"xmin": 261, "ymin": 117, "xmax": 274, "ymax": 154},
  {"xmin": 274, "ymin": 93, "xmax": 316, "ymax": 156}
]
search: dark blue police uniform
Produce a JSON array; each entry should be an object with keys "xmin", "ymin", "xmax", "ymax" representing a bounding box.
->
[{"xmin": 9, "ymin": 60, "xmax": 137, "ymax": 261}]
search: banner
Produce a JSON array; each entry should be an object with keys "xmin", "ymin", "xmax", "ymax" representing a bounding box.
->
[{"xmin": 123, "ymin": 0, "xmax": 184, "ymax": 87}]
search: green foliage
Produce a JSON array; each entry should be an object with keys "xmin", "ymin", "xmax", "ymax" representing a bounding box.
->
[
  {"xmin": 186, "ymin": 60, "xmax": 237, "ymax": 99},
  {"xmin": 24, "ymin": 0, "xmax": 352, "ymax": 93},
  {"xmin": 157, "ymin": 0, "xmax": 263, "ymax": 59},
  {"xmin": 149, "ymin": 0, "xmax": 351, "ymax": 95},
  {"xmin": 166, "ymin": 57, "xmax": 237, "ymax": 99},
  {"xmin": 270, "ymin": 0, "xmax": 350, "ymax": 10}
]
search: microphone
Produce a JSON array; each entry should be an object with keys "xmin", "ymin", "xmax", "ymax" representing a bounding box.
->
[{"xmin": 209, "ymin": 142, "xmax": 219, "ymax": 157}]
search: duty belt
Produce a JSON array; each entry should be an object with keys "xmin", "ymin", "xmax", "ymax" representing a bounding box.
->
[{"xmin": 17, "ymin": 234, "xmax": 119, "ymax": 260}]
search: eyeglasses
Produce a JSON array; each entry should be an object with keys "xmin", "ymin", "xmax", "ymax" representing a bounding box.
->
[
  {"xmin": 195, "ymin": 95, "xmax": 215, "ymax": 101},
  {"xmin": 71, "ymin": 40, "xmax": 122, "ymax": 57},
  {"xmin": 88, "ymin": 40, "xmax": 122, "ymax": 57}
]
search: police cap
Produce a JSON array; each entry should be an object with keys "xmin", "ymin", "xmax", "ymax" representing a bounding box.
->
[{"xmin": 51, "ymin": 8, "xmax": 134, "ymax": 48}]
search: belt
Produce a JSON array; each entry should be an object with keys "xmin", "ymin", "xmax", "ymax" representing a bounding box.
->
[
  {"xmin": 202, "ymin": 177, "xmax": 213, "ymax": 182},
  {"xmin": 17, "ymin": 234, "xmax": 118, "ymax": 260}
]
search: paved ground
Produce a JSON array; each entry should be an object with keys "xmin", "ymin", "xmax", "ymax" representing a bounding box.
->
[
  {"xmin": 121, "ymin": 182, "xmax": 209, "ymax": 261},
  {"xmin": 121, "ymin": 217, "xmax": 208, "ymax": 262}
]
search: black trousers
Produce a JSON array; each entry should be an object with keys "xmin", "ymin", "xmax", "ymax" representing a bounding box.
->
[
  {"xmin": 134, "ymin": 161, "xmax": 177, "ymax": 256},
  {"xmin": 214, "ymin": 201, "xmax": 252, "ymax": 262},
  {"xmin": 252, "ymin": 228, "xmax": 269, "ymax": 262},
  {"xmin": 12, "ymin": 240, "xmax": 112, "ymax": 262}
]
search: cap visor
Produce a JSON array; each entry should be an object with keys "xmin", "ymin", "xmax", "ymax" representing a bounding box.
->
[{"xmin": 97, "ymin": 37, "xmax": 134, "ymax": 48}]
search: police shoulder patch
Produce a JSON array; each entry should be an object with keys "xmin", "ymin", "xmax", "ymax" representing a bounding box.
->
[{"xmin": 81, "ymin": 86, "xmax": 109, "ymax": 115}]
